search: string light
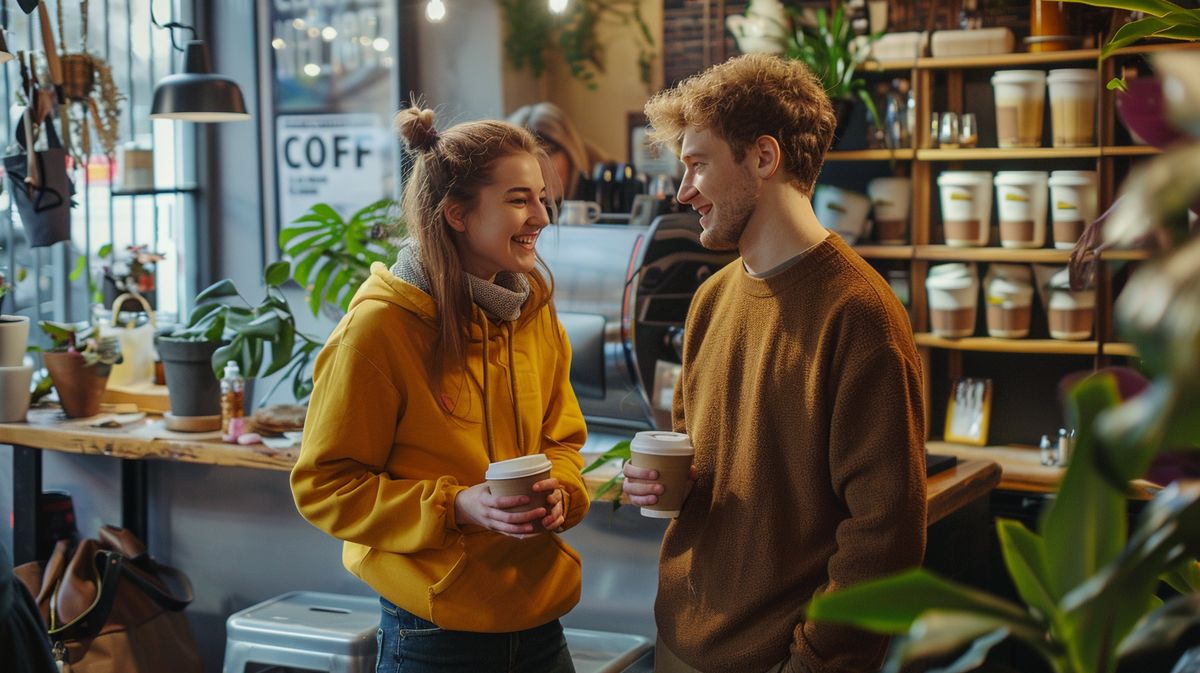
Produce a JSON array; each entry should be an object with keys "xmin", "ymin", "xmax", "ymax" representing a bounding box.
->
[
  {"xmin": 426, "ymin": 0, "xmax": 446, "ymax": 23},
  {"xmin": 549, "ymin": 0, "xmax": 568, "ymax": 13}
]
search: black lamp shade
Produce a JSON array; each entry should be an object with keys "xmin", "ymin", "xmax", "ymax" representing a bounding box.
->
[{"xmin": 151, "ymin": 40, "xmax": 250, "ymax": 122}]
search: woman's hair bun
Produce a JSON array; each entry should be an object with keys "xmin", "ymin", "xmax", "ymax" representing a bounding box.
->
[{"xmin": 395, "ymin": 106, "xmax": 440, "ymax": 152}]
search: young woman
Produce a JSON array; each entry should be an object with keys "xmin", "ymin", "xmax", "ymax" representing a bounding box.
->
[
  {"xmin": 291, "ymin": 104, "xmax": 590, "ymax": 673},
  {"xmin": 508, "ymin": 102, "xmax": 608, "ymax": 202}
]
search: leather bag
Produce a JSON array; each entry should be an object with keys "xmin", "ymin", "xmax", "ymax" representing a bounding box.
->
[{"xmin": 12, "ymin": 525, "xmax": 203, "ymax": 673}]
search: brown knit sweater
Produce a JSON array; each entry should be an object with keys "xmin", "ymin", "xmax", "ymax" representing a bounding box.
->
[{"xmin": 657, "ymin": 234, "xmax": 927, "ymax": 673}]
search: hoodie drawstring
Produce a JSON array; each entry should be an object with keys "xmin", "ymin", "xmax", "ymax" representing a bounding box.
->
[{"xmin": 476, "ymin": 309, "xmax": 526, "ymax": 463}]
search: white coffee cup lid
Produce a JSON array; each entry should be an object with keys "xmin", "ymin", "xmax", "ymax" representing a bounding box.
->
[
  {"xmin": 630, "ymin": 431, "xmax": 695, "ymax": 455},
  {"xmin": 486, "ymin": 454, "xmax": 552, "ymax": 480}
]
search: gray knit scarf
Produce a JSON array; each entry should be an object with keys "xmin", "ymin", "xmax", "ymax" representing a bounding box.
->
[{"xmin": 391, "ymin": 244, "xmax": 531, "ymax": 322}]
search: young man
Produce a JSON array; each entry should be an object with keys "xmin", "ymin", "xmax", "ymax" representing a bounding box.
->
[{"xmin": 624, "ymin": 54, "xmax": 927, "ymax": 673}]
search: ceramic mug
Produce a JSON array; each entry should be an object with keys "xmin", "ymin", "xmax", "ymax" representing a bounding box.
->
[{"xmin": 559, "ymin": 200, "xmax": 602, "ymax": 226}]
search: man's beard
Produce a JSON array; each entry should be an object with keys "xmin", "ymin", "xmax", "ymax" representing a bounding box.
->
[{"xmin": 699, "ymin": 170, "xmax": 758, "ymax": 251}]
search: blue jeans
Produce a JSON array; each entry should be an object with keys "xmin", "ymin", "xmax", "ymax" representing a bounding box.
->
[{"xmin": 376, "ymin": 597, "xmax": 576, "ymax": 673}]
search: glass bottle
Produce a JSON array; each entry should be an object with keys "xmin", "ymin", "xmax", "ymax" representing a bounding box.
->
[{"xmin": 220, "ymin": 361, "xmax": 245, "ymax": 435}]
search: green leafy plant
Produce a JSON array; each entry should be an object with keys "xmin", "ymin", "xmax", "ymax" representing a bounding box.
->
[
  {"xmin": 35, "ymin": 320, "xmax": 121, "ymax": 367},
  {"xmin": 582, "ymin": 439, "xmax": 631, "ymax": 509},
  {"xmin": 280, "ymin": 199, "xmax": 402, "ymax": 318},
  {"xmin": 498, "ymin": 0, "xmax": 656, "ymax": 89},
  {"xmin": 169, "ymin": 261, "xmax": 323, "ymax": 401},
  {"xmin": 1059, "ymin": 0, "xmax": 1200, "ymax": 90},
  {"xmin": 783, "ymin": 3, "xmax": 882, "ymax": 130}
]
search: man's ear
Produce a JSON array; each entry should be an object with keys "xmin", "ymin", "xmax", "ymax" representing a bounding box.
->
[
  {"xmin": 752, "ymin": 135, "xmax": 782, "ymax": 180},
  {"xmin": 444, "ymin": 202, "xmax": 468, "ymax": 233}
]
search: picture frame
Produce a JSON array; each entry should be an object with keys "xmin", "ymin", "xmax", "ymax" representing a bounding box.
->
[{"xmin": 944, "ymin": 377, "xmax": 992, "ymax": 446}]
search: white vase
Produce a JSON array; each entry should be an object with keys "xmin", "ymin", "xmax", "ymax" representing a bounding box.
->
[{"xmin": 0, "ymin": 314, "xmax": 30, "ymax": 367}]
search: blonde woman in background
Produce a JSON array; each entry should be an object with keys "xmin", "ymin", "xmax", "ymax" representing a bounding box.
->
[{"xmin": 509, "ymin": 102, "xmax": 608, "ymax": 201}]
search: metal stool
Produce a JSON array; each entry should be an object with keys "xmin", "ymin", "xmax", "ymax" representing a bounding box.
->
[{"xmin": 222, "ymin": 591, "xmax": 379, "ymax": 673}]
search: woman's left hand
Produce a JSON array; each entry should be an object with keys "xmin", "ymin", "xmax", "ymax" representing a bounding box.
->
[{"xmin": 533, "ymin": 477, "xmax": 565, "ymax": 533}]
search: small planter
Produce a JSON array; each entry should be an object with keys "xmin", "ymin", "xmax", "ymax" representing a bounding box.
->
[
  {"xmin": 155, "ymin": 337, "xmax": 222, "ymax": 417},
  {"xmin": 60, "ymin": 54, "xmax": 96, "ymax": 101},
  {"xmin": 43, "ymin": 351, "xmax": 110, "ymax": 418},
  {"xmin": 0, "ymin": 314, "xmax": 30, "ymax": 366}
]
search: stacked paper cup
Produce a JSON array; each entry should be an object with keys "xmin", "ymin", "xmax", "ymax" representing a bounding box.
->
[
  {"xmin": 1048, "ymin": 170, "xmax": 1098, "ymax": 250},
  {"xmin": 0, "ymin": 314, "xmax": 32, "ymax": 422},
  {"xmin": 926, "ymin": 263, "xmax": 979, "ymax": 338}
]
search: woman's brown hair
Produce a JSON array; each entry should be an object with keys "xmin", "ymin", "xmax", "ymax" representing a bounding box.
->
[{"xmin": 394, "ymin": 105, "xmax": 557, "ymax": 379}]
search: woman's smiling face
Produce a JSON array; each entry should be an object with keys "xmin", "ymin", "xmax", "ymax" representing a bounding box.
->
[{"xmin": 450, "ymin": 152, "xmax": 551, "ymax": 280}]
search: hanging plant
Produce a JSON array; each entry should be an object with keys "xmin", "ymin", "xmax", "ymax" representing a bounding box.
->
[
  {"xmin": 57, "ymin": 0, "xmax": 124, "ymax": 160},
  {"xmin": 498, "ymin": 0, "xmax": 656, "ymax": 89}
]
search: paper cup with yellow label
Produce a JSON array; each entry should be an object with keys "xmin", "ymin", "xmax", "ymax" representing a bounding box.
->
[
  {"xmin": 867, "ymin": 177, "xmax": 912, "ymax": 244},
  {"xmin": 927, "ymin": 263, "xmax": 979, "ymax": 338},
  {"xmin": 938, "ymin": 171, "xmax": 993, "ymax": 247},
  {"xmin": 629, "ymin": 431, "xmax": 695, "ymax": 518},
  {"xmin": 984, "ymin": 264, "xmax": 1034, "ymax": 338},
  {"xmin": 1048, "ymin": 170, "xmax": 1098, "ymax": 250},
  {"xmin": 813, "ymin": 185, "xmax": 872, "ymax": 244},
  {"xmin": 995, "ymin": 171, "xmax": 1048, "ymax": 249},
  {"xmin": 1047, "ymin": 268, "xmax": 1095, "ymax": 340},
  {"xmin": 486, "ymin": 454, "xmax": 553, "ymax": 530}
]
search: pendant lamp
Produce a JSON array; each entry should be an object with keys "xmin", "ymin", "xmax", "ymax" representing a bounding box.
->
[{"xmin": 150, "ymin": 40, "xmax": 249, "ymax": 122}]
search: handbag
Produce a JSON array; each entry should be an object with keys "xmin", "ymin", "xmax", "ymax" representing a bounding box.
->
[
  {"xmin": 101, "ymin": 292, "xmax": 157, "ymax": 388},
  {"xmin": 3, "ymin": 112, "xmax": 75, "ymax": 248},
  {"xmin": 12, "ymin": 525, "xmax": 203, "ymax": 673}
]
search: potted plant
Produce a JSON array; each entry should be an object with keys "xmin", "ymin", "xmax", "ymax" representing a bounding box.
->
[
  {"xmin": 280, "ymin": 198, "xmax": 402, "ymax": 319},
  {"xmin": 159, "ymin": 261, "xmax": 323, "ymax": 417},
  {"xmin": 36, "ymin": 321, "xmax": 121, "ymax": 418},
  {"xmin": 782, "ymin": 2, "xmax": 882, "ymax": 144},
  {"xmin": 99, "ymin": 244, "xmax": 164, "ymax": 312}
]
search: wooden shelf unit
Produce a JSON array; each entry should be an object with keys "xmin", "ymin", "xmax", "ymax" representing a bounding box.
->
[
  {"xmin": 913, "ymin": 334, "xmax": 1137, "ymax": 357},
  {"xmin": 824, "ymin": 42, "xmax": 1190, "ymax": 443}
]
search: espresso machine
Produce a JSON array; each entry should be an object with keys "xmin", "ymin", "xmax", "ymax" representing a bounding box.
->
[{"xmin": 540, "ymin": 213, "xmax": 737, "ymax": 431}]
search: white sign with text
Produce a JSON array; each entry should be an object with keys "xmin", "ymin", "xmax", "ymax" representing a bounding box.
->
[{"xmin": 276, "ymin": 113, "xmax": 389, "ymax": 230}]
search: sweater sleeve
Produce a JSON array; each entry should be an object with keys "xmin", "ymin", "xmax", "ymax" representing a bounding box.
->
[
  {"xmin": 790, "ymin": 342, "xmax": 927, "ymax": 673},
  {"xmin": 540, "ymin": 320, "xmax": 590, "ymax": 531},
  {"xmin": 290, "ymin": 338, "xmax": 465, "ymax": 555}
]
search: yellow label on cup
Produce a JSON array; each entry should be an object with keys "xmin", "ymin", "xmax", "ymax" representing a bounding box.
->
[
  {"xmin": 986, "ymin": 295, "xmax": 1006, "ymax": 305},
  {"xmin": 1056, "ymin": 200, "xmax": 1076, "ymax": 210},
  {"xmin": 1004, "ymin": 192, "xmax": 1029, "ymax": 202},
  {"xmin": 873, "ymin": 199, "xmax": 893, "ymax": 207},
  {"xmin": 948, "ymin": 192, "xmax": 973, "ymax": 201},
  {"xmin": 828, "ymin": 202, "xmax": 846, "ymax": 213}
]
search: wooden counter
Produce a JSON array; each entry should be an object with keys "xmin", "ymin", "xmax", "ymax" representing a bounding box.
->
[
  {"xmin": 928, "ymin": 440, "xmax": 1160, "ymax": 499},
  {"xmin": 580, "ymin": 452, "xmax": 1001, "ymax": 526}
]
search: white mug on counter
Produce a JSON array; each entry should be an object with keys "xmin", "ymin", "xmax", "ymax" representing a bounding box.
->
[{"xmin": 558, "ymin": 200, "xmax": 602, "ymax": 226}]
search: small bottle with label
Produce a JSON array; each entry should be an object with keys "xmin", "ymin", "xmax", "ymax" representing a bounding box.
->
[{"xmin": 220, "ymin": 361, "xmax": 245, "ymax": 437}]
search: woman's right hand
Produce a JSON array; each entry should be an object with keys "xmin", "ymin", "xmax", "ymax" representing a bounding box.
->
[{"xmin": 454, "ymin": 483, "xmax": 547, "ymax": 537}]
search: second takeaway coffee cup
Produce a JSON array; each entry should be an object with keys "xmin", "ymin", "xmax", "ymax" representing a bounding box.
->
[
  {"xmin": 629, "ymin": 430, "xmax": 695, "ymax": 518},
  {"xmin": 486, "ymin": 454, "xmax": 553, "ymax": 530}
]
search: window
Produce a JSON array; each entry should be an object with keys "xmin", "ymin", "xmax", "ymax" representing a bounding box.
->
[{"xmin": 0, "ymin": 0, "xmax": 197, "ymax": 341}]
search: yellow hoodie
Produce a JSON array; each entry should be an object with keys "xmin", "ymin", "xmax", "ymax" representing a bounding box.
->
[{"xmin": 291, "ymin": 262, "xmax": 589, "ymax": 632}]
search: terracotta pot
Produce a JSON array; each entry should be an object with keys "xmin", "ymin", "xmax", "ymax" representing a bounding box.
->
[
  {"xmin": 60, "ymin": 54, "xmax": 95, "ymax": 101},
  {"xmin": 43, "ymin": 351, "xmax": 110, "ymax": 418}
]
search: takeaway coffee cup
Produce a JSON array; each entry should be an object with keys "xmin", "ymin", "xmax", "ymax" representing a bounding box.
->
[
  {"xmin": 629, "ymin": 430, "xmax": 695, "ymax": 518},
  {"xmin": 485, "ymin": 454, "xmax": 553, "ymax": 530},
  {"xmin": 1047, "ymin": 68, "xmax": 1098, "ymax": 147},
  {"xmin": 938, "ymin": 171, "xmax": 993, "ymax": 246},
  {"xmin": 558, "ymin": 200, "xmax": 602, "ymax": 226},
  {"xmin": 867, "ymin": 177, "xmax": 912, "ymax": 244},
  {"xmin": 0, "ymin": 364, "xmax": 33, "ymax": 422},
  {"xmin": 1048, "ymin": 170, "xmax": 1098, "ymax": 250},
  {"xmin": 1046, "ymin": 268, "xmax": 1095, "ymax": 340},
  {"xmin": 994, "ymin": 171, "xmax": 1049, "ymax": 249},
  {"xmin": 926, "ymin": 263, "xmax": 979, "ymax": 338},
  {"xmin": 991, "ymin": 70, "xmax": 1046, "ymax": 148},
  {"xmin": 984, "ymin": 264, "xmax": 1034, "ymax": 339},
  {"xmin": 813, "ymin": 185, "xmax": 872, "ymax": 244}
]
